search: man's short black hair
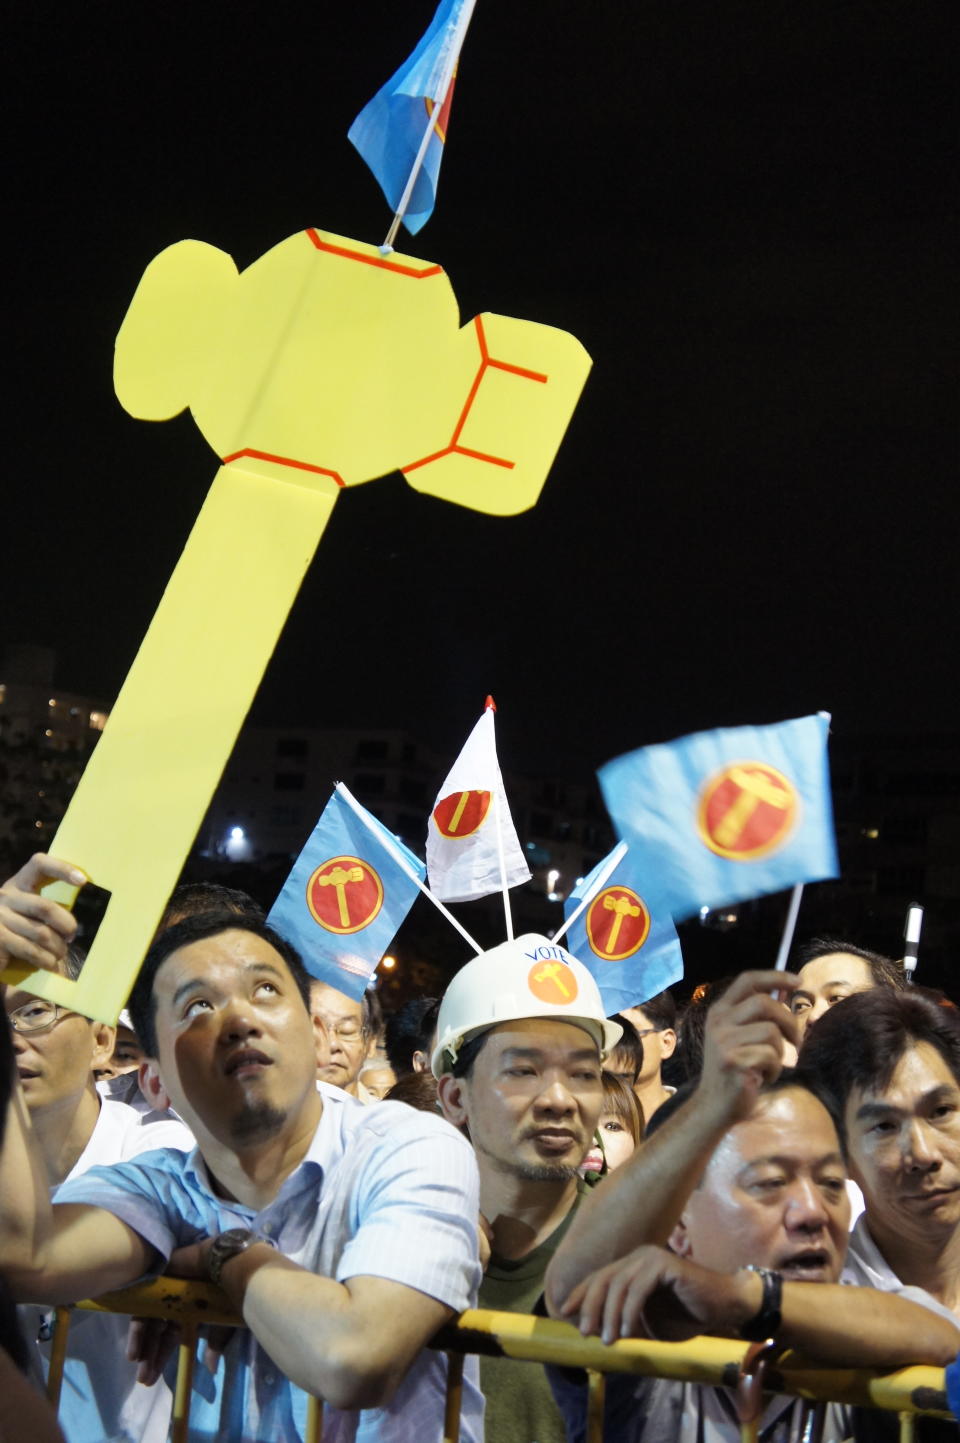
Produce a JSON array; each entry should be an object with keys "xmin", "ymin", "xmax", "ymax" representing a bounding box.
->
[
  {"xmin": 385, "ymin": 997, "xmax": 440, "ymax": 1076},
  {"xmin": 160, "ymin": 882, "xmax": 265, "ymax": 930},
  {"xmin": 796, "ymin": 935, "xmax": 905, "ymax": 992},
  {"xmin": 607, "ymin": 1013, "xmax": 644, "ymax": 1084},
  {"xmin": 645, "ymin": 1069, "xmax": 838, "ymax": 1151},
  {"xmin": 128, "ymin": 910, "xmax": 312, "ymax": 1058},
  {"xmin": 633, "ymin": 989, "xmax": 677, "ymax": 1032},
  {"xmin": 448, "ymin": 1029, "xmax": 489, "ymax": 1080},
  {"xmin": 798, "ymin": 987, "xmax": 960, "ymax": 1148}
]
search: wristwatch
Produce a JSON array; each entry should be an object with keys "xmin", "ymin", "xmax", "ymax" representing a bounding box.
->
[
  {"xmin": 207, "ymin": 1228, "xmax": 263, "ymax": 1287},
  {"xmin": 738, "ymin": 1265, "xmax": 783, "ymax": 1342}
]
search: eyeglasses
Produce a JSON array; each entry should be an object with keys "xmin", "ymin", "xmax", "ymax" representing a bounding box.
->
[
  {"xmin": 314, "ymin": 1016, "xmax": 366, "ymax": 1043},
  {"xmin": 632, "ymin": 1027, "xmax": 662, "ymax": 1039},
  {"xmin": 7, "ymin": 1000, "xmax": 77, "ymax": 1036}
]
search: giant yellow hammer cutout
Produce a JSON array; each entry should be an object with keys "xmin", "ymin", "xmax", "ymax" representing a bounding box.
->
[{"xmin": 3, "ymin": 229, "xmax": 590, "ymax": 1021}]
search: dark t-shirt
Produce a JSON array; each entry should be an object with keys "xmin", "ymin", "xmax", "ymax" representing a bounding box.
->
[{"xmin": 478, "ymin": 1188, "xmax": 585, "ymax": 1443}]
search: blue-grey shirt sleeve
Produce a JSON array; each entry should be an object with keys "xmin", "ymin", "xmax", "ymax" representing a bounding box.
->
[{"xmin": 54, "ymin": 1147, "xmax": 243, "ymax": 1264}]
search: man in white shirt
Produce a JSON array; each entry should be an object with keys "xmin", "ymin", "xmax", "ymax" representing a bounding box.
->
[
  {"xmin": 544, "ymin": 970, "xmax": 960, "ymax": 1442},
  {"xmin": 5, "ymin": 945, "xmax": 193, "ymax": 1443},
  {"xmin": 0, "ymin": 856, "xmax": 482, "ymax": 1443},
  {"xmin": 799, "ymin": 984, "xmax": 960, "ymax": 1320}
]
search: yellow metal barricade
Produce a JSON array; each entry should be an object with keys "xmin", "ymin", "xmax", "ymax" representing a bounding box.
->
[{"xmin": 42, "ymin": 1282, "xmax": 950, "ymax": 1440}]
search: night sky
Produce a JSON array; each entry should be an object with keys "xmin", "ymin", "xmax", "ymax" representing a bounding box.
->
[{"xmin": 6, "ymin": 1, "xmax": 955, "ymax": 780}]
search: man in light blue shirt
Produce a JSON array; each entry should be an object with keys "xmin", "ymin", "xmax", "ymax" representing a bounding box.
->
[{"xmin": 0, "ymin": 894, "xmax": 482, "ymax": 1443}]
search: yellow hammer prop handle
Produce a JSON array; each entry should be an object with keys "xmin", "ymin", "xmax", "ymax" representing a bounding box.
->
[{"xmin": 8, "ymin": 460, "xmax": 339, "ymax": 1022}]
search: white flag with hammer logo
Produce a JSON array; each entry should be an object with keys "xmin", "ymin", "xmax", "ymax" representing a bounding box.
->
[{"xmin": 427, "ymin": 700, "xmax": 531, "ymax": 903}]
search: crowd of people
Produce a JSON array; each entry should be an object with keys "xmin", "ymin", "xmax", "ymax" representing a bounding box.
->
[{"xmin": 0, "ymin": 850, "xmax": 958, "ymax": 1443}]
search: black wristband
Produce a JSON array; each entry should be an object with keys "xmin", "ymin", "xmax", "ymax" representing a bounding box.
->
[{"xmin": 739, "ymin": 1266, "xmax": 783, "ymax": 1342}]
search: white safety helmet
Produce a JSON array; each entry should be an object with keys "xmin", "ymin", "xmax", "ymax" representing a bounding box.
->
[{"xmin": 431, "ymin": 933, "xmax": 622, "ymax": 1077}]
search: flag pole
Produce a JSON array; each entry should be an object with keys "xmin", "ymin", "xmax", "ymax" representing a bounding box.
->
[
  {"xmin": 337, "ymin": 783, "xmax": 483, "ymax": 955},
  {"xmin": 382, "ymin": 106, "xmax": 443, "ymax": 253},
  {"xmin": 902, "ymin": 902, "xmax": 923, "ymax": 983},
  {"xmin": 552, "ymin": 841, "xmax": 629, "ymax": 947},
  {"xmin": 774, "ymin": 883, "xmax": 804, "ymax": 971},
  {"xmin": 486, "ymin": 699, "xmax": 514, "ymax": 941},
  {"xmin": 381, "ymin": 0, "xmax": 477, "ymax": 252}
]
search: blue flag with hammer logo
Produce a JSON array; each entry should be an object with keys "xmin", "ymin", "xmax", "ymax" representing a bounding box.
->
[
  {"xmin": 348, "ymin": 0, "xmax": 476, "ymax": 234},
  {"xmin": 597, "ymin": 713, "xmax": 839, "ymax": 921},
  {"xmin": 563, "ymin": 846, "xmax": 684, "ymax": 1014},
  {"xmin": 267, "ymin": 784, "xmax": 425, "ymax": 1000}
]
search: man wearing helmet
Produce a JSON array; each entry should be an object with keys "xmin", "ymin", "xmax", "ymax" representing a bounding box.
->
[{"xmin": 434, "ymin": 934, "xmax": 621, "ymax": 1443}]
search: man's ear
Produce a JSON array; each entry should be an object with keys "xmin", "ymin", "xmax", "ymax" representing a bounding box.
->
[
  {"xmin": 670, "ymin": 1212, "xmax": 694, "ymax": 1258},
  {"xmin": 90, "ymin": 1022, "xmax": 117, "ymax": 1075},
  {"xmin": 437, "ymin": 1073, "xmax": 469, "ymax": 1129},
  {"xmin": 139, "ymin": 1058, "xmax": 171, "ymax": 1113},
  {"xmin": 658, "ymin": 1027, "xmax": 677, "ymax": 1063}
]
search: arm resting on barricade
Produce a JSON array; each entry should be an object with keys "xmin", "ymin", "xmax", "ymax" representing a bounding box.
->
[
  {"xmin": 183, "ymin": 1240, "xmax": 456, "ymax": 1410},
  {"xmin": 64, "ymin": 1284, "xmax": 955, "ymax": 1421},
  {"xmin": 556, "ymin": 1246, "xmax": 960, "ymax": 1369},
  {"xmin": 545, "ymin": 972, "xmax": 801, "ymax": 1314}
]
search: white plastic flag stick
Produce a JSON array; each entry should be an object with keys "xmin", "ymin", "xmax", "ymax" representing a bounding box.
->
[
  {"xmin": 382, "ymin": 0, "xmax": 478, "ymax": 252},
  {"xmin": 337, "ymin": 783, "xmax": 482, "ymax": 955},
  {"xmin": 774, "ymin": 883, "xmax": 805, "ymax": 970},
  {"xmin": 903, "ymin": 902, "xmax": 923, "ymax": 983},
  {"xmin": 552, "ymin": 841, "xmax": 629, "ymax": 947},
  {"xmin": 489, "ymin": 775, "xmax": 514, "ymax": 941}
]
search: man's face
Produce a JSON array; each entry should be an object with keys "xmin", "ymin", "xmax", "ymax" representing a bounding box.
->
[
  {"xmin": 5, "ymin": 991, "xmax": 113, "ymax": 1114},
  {"xmin": 844, "ymin": 1041, "xmax": 960, "ymax": 1243},
  {"xmin": 441, "ymin": 1018, "xmax": 603, "ymax": 1181},
  {"xmin": 147, "ymin": 929, "xmax": 316, "ymax": 1148},
  {"xmin": 677, "ymin": 1088, "xmax": 850, "ymax": 1282},
  {"xmin": 791, "ymin": 954, "xmax": 874, "ymax": 1038},
  {"xmin": 309, "ymin": 983, "xmax": 369, "ymax": 1092},
  {"xmin": 620, "ymin": 1005, "xmax": 676, "ymax": 1086},
  {"xmin": 360, "ymin": 1064, "xmax": 397, "ymax": 1100},
  {"xmin": 94, "ymin": 1024, "xmax": 145, "ymax": 1082}
]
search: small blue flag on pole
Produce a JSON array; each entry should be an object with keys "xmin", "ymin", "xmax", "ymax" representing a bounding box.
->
[
  {"xmin": 562, "ymin": 845, "xmax": 684, "ymax": 1015},
  {"xmin": 597, "ymin": 713, "xmax": 839, "ymax": 921},
  {"xmin": 348, "ymin": 0, "xmax": 476, "ymax": 235},
  {"xmin": 267, "ymin": 784, "xmax": 426, "ymax": 1000}
]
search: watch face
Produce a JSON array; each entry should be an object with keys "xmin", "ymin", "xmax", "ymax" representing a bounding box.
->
[{"xmin": 209, "ymin": 1228, "xmax": 257, "ymax": 1285}]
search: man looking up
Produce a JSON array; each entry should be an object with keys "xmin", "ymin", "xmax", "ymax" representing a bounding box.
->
[
  {"xmin": 619, "ymin": 989, "xmax": 678, "ymax": 1122},
  {"xmin": 800, "ymin": 986, "xmax": 960, "ymax": 1318},
  {"xmin": 544, "ymin": 971, "xmax": 960, "ymax": 1442},
  {"xmin": 0, "ymin": 855, "xmax": 483, "ymax": 1443},
  {"xmin": 789, "ymin": 936, "xmax": 905, "ymax": 1040},
  {"xmin": 435, "ymin": 934, "xmax": 621, "ymax": 1443}
]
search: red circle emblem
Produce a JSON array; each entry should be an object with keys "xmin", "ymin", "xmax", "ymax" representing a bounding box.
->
[
  {"xmin": 697, "ymin": 762, "xmax": 798, "ymax": 860},
  {"xmin": 305, "ymin": 855, "xmax": 384, "ymax": 934},
  {"xmin": 432, "ymin": 790, "xmax": 491, "ymax": 839},
  {"xmin": 585, "ymin": 886, "xmax": 651, "ymax": 961}
]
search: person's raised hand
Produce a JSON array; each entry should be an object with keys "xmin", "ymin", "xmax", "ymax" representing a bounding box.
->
[
  {"xmin": 700, "ymin": 970, "xmax": 801, "ymax": 1120},
  {"xmin": 0, "ymin": 853, "xmax": 85, "ymax": 976}
]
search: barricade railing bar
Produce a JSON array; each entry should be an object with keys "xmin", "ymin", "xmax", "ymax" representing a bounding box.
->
[{"xmin": 43, "ymin": 1279, "xmax": 951, "ymax": 1443}]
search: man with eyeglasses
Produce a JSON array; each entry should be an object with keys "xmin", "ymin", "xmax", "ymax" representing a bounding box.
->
[
  {"xmin": 5, "ymin": 941, "xmax": 192, "ymax": 1443},
  {"xmin": 620, "ymin": 989, "xmax": 678, "ymax": 1124},
  {"xmin": 309, "ymin": 980, "xmax": 381, "ymax": 1101}
]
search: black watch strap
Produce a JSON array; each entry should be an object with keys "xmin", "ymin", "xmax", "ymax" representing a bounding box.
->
[
  {"xmin": 739, "ymin": 1266, "xmax": 783, "ymax": 1342},
  {"xmin": 207, "ymin": 1228, "xmax": 261, "ymax": 1287}
]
